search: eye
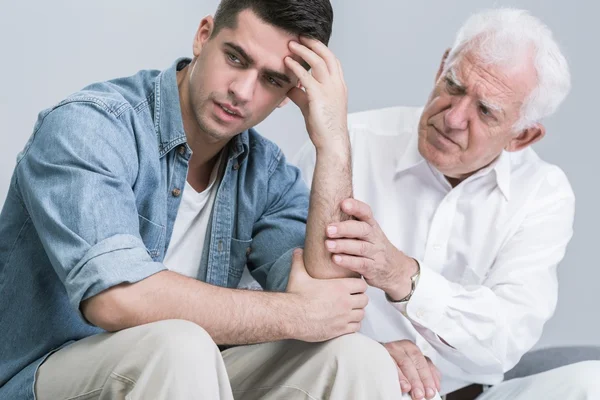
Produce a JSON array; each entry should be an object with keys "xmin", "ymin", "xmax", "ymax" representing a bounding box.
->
[
  {"xmin": 265, "ymin": 75, "xmax": 282, "ymax": 88},
  {"xmin": 226, "ymin": 52, "xmax": 241, "ymax": 65},
  {"xmin": 444, "ymin": 77, "xmax": 460, "ymax": 94},
  {"xmin": 479, "ymin": 104, "xmax": 491, "ymax": 117}
]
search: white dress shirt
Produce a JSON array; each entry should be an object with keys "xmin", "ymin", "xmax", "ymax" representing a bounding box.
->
[{"xmin": 293, "ymin": 106, "xmax": 575, "ymax": 395}]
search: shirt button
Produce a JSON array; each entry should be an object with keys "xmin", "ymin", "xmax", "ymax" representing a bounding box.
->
[
  {"xmin": 416, "ymin": 309, "xmax": 426, "ymax": 319},
  {"xmin": 178, "ymin": 145, "xmax": 186, "ymax": 155},
  {"xmin": 246, "ymin": 247, "xmax": 252, "ymax": 256},
  {"xmin": 433, "ymin": 244, "xmax": 442, "ymax": 251},
  {"xmin": 172, "ymin": 188, "xmax": 181, "ymax": 197},
  {"xmin": 233, "ymin": 163, "xmax": 240, "ymax": 170}
]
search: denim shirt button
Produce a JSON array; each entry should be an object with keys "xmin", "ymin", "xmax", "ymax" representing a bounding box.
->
[
  {"xmin": 177, "ymin": 145, "xmax": 186, "ymax": 155},
  {"xmin": 171, "ymin": 188, "xmax": 181, "ymax": 197},
  {"xmin": 233, "ymin": 163, "xmax": 240, "ymax": 170},
  {"xmin": 246, "ymin": 247, "xmax": 252, "ymax": 256}
]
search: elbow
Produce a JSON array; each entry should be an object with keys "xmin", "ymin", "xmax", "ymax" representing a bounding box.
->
[{"xmin": 81, "ymin": 284, "xmax": 135, "ymax": 332}]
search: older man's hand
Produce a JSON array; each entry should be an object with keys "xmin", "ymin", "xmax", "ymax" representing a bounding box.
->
[
  {"xmin": 325, "ymin": 198, "xmax": 419, "ymax": 300},
  {"xmin": 384, "ymin": 340, "xmax": 441, "ymax": 400}
]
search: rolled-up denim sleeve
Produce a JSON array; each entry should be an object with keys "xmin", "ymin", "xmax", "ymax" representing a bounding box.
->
[
  {"xmin": 247, "ymin": 146, "xmax": 309, "ymax": 292},
  {"xmin": 15, "ymin": 101, "xmax": 166, "ymax": 318}
]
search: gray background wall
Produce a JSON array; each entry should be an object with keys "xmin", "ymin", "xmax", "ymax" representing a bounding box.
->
[{"xmin": 0, "ymin": 0, "xmax": 596, "ymax": 350}]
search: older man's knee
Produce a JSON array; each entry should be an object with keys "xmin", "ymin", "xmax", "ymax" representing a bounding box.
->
[{"xmin": 559, "ymin": 360, "xmax": 600, "ymax": 396}]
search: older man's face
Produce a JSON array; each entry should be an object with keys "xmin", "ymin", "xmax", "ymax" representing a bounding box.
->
[{"xmin": 418, "ymin": 51, "xmax": 537, "ymax": 181}]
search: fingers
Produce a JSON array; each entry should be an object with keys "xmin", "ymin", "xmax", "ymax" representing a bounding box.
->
[
  {"xmin": 431, "ymin": 366, "xmax": 441, "ymax": 394},
  {"xmin": 349, "ymin": 293, "xmax": 369, "ymax": 309},
  {"xmin": 332, "ymin": 254, "xmax": 374, "ymax": 276},
  {"xmin": 286, "ymin": 248, "xmax": 306, "ymax": 291},
  {"xmin": 298, "ymin": 36, "xmax": 339, "ymax": 76},
  {"xmin": 326, "ymin": 238, "xmax": 374, "ymax": 258},
  {"xmin": 427, "ymin": 358, "xmax": 442, "ymax": 392},
  {"xmin": 290, "ymin": 248, "xmax": 305, "ymax": 269},
  {"xmin": 288, "ymin": 41, "xmax": 330, "ymax": 82},
  {"xmin": 288, "ymin": 248, "xmax": 307, "ymax": 276},
  {"xmin": 327, "ymin": 220, "xmax": 373, "ymax": 240},
  {"xmin": 409, "ymin": 350, "xmax": 437, "ymax": 400},
  {"xmin": 349, "ymin": 308, "xmax": 365, "ymax": 323},
  {"xmin": 397, "ymin": 366, "xmax": 412, "ymax": 394},
  {"xmin": 395, "ymin": 348, "xmax": 426, "ymax": 400},
  {"xmin": 284, "ymin": 56, "xmax": 317, "ymax": 92},
  {"xmin": 286, "ymin": 86, "xmax": 309, "ymax": 114},
  {"xmin": 337, "ymin": 277, "xmax": 368, "ymax": 294},
  {"xmin": 389, "ymin": 343, "xmax": 438, "ymax": 400},
  {"xmin": 336, "ymin": 58, "xmax": 347, "ymax": 91},
  {"xmin": 345, "ymin": 322, "xmax": 361, "ymax": 334},
  {"xmin": 341, "ymin": 198, "xmax": 376, "ymax": 225}
]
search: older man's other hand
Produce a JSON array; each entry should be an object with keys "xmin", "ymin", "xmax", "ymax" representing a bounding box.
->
[{"xmin": 384, "ymin": 340, "xmax": 441, "ymax": 400}]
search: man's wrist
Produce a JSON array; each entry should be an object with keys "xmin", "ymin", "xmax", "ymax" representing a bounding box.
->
[
  {"xmin": 279, "ymin": 293, "xmax": 304, "ymax": 340},
  {"xmin": 313, "ymin": 131, "xmax": 350, "ymax": 154},
  {"xmin": 385, "ymin": 257, "xmax": 420, "ymax": 301}
]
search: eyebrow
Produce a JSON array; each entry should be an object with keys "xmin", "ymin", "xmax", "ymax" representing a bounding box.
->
[
  {"xmin": 447, "ymin": 67, "xmax": 505, "ymax": 117},
  {"xmin": 479, "ymin": 99, "xmax": 503, "ymax": 114},
  {"xmin": 224, "ymin": 42, "xmax": 292, "ymax": 85},
  {"xmin": 447, "ymin": 68, "xmax": 464, "ymax": 88}
]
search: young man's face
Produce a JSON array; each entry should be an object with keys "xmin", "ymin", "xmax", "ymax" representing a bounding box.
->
[{"xmin": 185, "ymin": 9, "xmax": 303, "ymax": 143}]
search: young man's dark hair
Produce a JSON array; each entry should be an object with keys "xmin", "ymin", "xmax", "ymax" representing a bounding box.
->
[{"xmin": 213, "ymin": 0, "xmax": 334, "ymax": 45}]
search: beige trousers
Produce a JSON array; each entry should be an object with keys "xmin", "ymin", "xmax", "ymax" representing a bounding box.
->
[{"xmin": 35, "ymin": 319, "xmax": 411, "ymax": 400}]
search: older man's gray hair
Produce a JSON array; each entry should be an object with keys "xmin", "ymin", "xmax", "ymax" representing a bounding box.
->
[{"xmin": 445, "ymin": 8, "xmax": 571, "ymax": 131}]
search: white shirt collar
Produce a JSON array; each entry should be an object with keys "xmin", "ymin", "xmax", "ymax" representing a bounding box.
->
[{"xmin": 394, "ymin": 137, "xmax": 511, "ymax": 201}]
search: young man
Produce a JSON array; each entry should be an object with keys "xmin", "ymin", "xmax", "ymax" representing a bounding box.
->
[{"xmin": 0, "ymin": 1, "xmax": 402, "ymax": 399}]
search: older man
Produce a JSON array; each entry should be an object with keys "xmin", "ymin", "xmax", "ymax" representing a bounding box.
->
[{"xmin": 296, "ymin": 8, "xmax": 600, "ymax": 400}]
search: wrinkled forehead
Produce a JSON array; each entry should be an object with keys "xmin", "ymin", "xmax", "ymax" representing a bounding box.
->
[{"xmin": 449, "ymin": 50, "xmax": 537, "ymax": 107}]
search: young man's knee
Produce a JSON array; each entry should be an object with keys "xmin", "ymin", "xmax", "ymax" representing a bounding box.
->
[
  {"xmin": 324, "ymin": 333, "xmax": 397, "ymax": 376},
  {"xmin": 136, "ymin": 319, "xmax": 218, "ymax": 363}
]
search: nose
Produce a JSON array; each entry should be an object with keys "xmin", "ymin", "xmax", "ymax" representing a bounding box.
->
[
  {"xmin": 444, "ymin": 96, "xmax": 470, "ymax": 131},
  {"xmin": 229, "ymin": 71, "xmax": 257, "ymax": 104}
]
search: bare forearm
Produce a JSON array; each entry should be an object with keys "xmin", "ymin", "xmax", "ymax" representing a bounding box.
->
[
  {"xmin": 82, "ymin": 270, "xmax": 301, "ymax": 345},
  {"xmin": 304, "ymin": 143, "xmax": 357, "ymax": 279}
]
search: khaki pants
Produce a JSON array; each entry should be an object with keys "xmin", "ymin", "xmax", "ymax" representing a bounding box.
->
[{"xmin": 35, "ymin": 319, "xmax": 411, "ymax": 400}]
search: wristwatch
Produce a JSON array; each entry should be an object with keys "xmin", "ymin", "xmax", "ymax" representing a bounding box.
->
[{"xmin": 386, "ymin": 260, "xmax": 421, "ymax": 303}]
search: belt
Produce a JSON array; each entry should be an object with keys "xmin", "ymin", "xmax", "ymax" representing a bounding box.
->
[{"xmin": 444, "ymin": 383, "xmax": 484, "ymax": 400}]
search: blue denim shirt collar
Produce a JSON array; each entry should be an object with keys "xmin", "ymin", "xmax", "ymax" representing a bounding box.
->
[
  {"xmin": 155, "ymin": 59, "xmax": 187, "ymax": 157},
  {"xmin": 155, "ymin": 58, "xmax": 249, "ymax": 164}
]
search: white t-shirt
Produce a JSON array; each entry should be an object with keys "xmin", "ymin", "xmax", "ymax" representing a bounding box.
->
[{"xmin": 163, "ymin": 154, "xmax": 223, "ymax": 278}]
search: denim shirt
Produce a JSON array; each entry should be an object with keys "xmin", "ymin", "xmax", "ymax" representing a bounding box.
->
[{"xmin": 0, "ymin": 59, "xmax": 309, "ymax": 399}]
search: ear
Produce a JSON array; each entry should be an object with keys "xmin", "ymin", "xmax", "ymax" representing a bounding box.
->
[
  {"xmin": 277, "ymin": 97, "xmax": 291, "ymax": 108},
  {"xmin": 436, "ymin": 48, "xmax": 451, "ymax": 82},
  {"xmin": 505, "ymin": 123, "xmax": 546, "ymax": 152},
  {"xmin": 192, "ymin": 16, "xmax": 215, "ymax": 57}
]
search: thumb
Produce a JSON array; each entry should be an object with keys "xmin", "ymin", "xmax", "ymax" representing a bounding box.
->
[
  {"xmin": 287, "ymin": 87, "xmax": 309, "ymax": 115},
  {"xmin": 290, "ymin": 248, "xmax": 306, "ymax": 274},
  {"xmin": 287, "ymin": 248, "xmax": 308, "ymax": 289}
]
